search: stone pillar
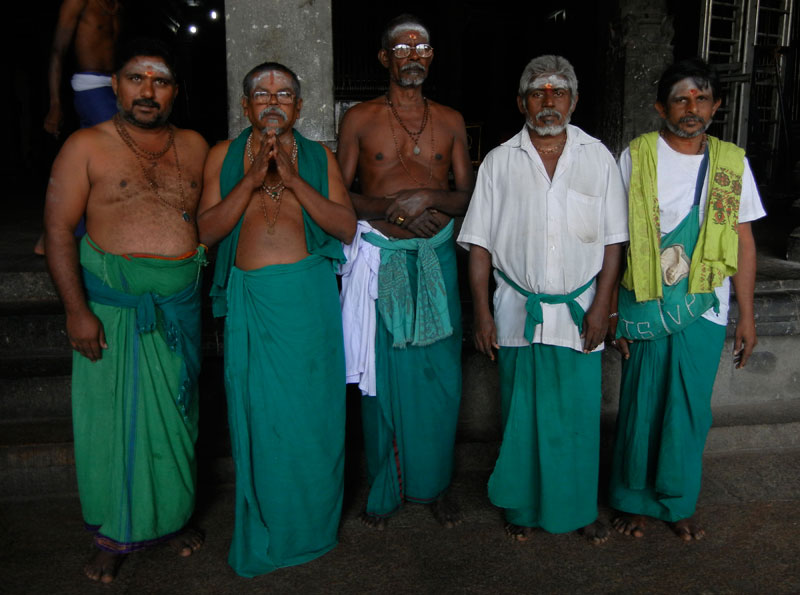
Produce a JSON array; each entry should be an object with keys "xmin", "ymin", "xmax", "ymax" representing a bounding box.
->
[
  {"xmin": 604, "ymin": 0, "xmax": 674, "ymax": 154},
  {"xmin": 224, "ymin": 0, "xmax": 335, "ymax": 143}
]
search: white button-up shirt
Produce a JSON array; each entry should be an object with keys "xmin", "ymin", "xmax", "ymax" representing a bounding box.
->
[{"xmin": 458, "ymin": 125, "xmax": 629, "ymax": 351}]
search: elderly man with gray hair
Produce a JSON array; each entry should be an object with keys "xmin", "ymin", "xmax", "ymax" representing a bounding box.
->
[{"xmin": 458, "ymin": 55, "xmax": 628, "ymax": 543}]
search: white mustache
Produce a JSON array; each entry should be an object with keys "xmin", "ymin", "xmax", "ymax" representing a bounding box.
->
[
  {"xmin": 535, "ymin": 108, "xmax": 563, "ymax": 121},
  {"xmin": 258, "ymin": 107, "xmax": 287, "ymax": 121}
]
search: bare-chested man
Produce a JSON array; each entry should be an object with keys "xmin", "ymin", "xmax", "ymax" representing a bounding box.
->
[
  {"xmin": 39, "ymin": 0, "xmax": 121, "ymax": 254},
  {"xmin": 336, "ymin": 13, "xmax": 474, "ymax": 530},
  {"xmin": 197, "ymin": 62, "xmax": 355, "ymax": 577},
  {"xmin": 44, "ymin": 0, "xmax": 121, "ymax": 138},
  {"xmin": 44, "ymin": 38, "xmax": 207, "ymax": 584}
]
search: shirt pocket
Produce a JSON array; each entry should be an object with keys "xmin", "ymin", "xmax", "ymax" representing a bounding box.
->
[{"xmin": 566, "ymin": 189, "xmax": 602, "ymax": 243}]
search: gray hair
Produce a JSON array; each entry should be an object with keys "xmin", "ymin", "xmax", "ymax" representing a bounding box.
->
[
  {"xmin": 242, "ymin": 62, "xmax": 301, "ymax": 99},
  {"xmin": 518, "ymin": 55, "xmax": 578, "ymax": 99},
  {"xmin": 381, "ymin": 14, "xmax": 430, "ymax": 49}
]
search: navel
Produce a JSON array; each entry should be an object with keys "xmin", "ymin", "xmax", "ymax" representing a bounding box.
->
[
  {"xmin": 435, "ymin": 153, "xmax": 443, "ymax": 161},
  {"xmin": 119, "ymin": 180, "xmax": 127, "ymax": 188},
  {"xmin": 376, "ymin": 153, "xmax": 384, "ymax": 161}
]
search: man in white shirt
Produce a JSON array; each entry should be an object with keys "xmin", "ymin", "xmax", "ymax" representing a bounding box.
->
[
  {"xmin": 458, "ymin": 55, "xmax": 628, "ymax": 543},
  {"xmin": 609, "ymin": 58, "xmax": 765, "ymax": 541}
]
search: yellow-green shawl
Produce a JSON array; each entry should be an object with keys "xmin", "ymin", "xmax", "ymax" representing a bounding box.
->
[{"xmin": 621, "ymin": 131, "xmax": 744, "ymax": 301}]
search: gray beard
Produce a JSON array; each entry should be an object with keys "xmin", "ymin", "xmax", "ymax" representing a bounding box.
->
[
  {"xmin": 663, "ymin": 115, "xmax": 711, "ymax": 138},
  {"xmin": 397, "ymin": 64, "xmax": 427, "ymax": 87},
  {"xmin": 526, "ymin": 109, "xmax": 571, "ymax": 136}
]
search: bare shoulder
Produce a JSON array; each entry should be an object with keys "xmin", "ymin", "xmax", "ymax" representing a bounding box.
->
[
  {"xmin": 339, "ymin": 97, "xmax": 386, "ymax": 132},
  {"xmin": 204, "ymin": 139, "xmax": 233, "ymax": 170},
  {"xmin": 176, "ymin": 128, "xmax": 209, "ymax": 150},
  {"xmin": 175, "ymin": 128, "xmax": 210, "ymax": 161},
  {"xmin": 59, "ymin": 121, "xmax": 114, "ymax": 158},
  {"xmin": 429, "ymin": 100, "xmax": 467, "ymax": 129}
]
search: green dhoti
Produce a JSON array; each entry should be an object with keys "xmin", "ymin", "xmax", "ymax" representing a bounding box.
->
[
  {"xmin": 609, "ymin": 317, "xmax": 725, "ymax": 521},
  {"xmin": 224, "ymin": 255, "xmax": 345, "ymax": 576},
  {"xmin": 361, "ymin": 224, "xmax": 462, "ymax": 517},
  {"xmin": 490, "ymin": 344, "xmax": 601, "ymax": 532},
  {"xmin": 72, "ymin": 235, "xmax": 205, "ymax": 552}
]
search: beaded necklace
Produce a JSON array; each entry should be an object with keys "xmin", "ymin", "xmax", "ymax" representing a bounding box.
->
[
  {"xmin": 113, "ymin": 113, "xmax": 190, "ymax": 222},
  {"xmin": 246, "ymin": 131, "xmax": 298, "ymax": 234}
]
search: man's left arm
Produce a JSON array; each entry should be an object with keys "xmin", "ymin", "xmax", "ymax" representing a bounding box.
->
[
  {"xmin": 385, "ymin": 111, "xmax": 474, "ymax": 224},
  {"xmin": 731, "ymin": 222, "xmax": 757, "ymax": 368},
  {"xmin": 582, "ymin": 243, "xmax": 623, "ymax": 353},
  {"xmin": 271, "ymin": 133, "xmax": 356, "ymax": 243}
]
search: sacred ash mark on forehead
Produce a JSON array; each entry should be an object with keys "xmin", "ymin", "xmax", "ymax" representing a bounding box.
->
[
  {"xmin": 531, "ymin": 74, "xmax": 569, "ymax": 91},
  {"xmin": 251, "ymin": 70, "xmax": 293, "ymax": 89},
  {"xmin": 389, "ymin": 25, "xmax": 429, "ymax": 44},
  {"xmin": 128, "ymin": 58, "xmax": 174, "ymax": 80},
  {"xmin": 669, "ymin": 78, "xmax": 710, "ymax": 101}
]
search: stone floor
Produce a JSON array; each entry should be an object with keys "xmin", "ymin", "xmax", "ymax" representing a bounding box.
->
[{"xmin": 2, "ymin": 449, "xmax": 799, "ymax": 594}]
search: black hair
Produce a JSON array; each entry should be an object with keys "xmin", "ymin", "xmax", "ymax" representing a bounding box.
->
[
  {"xmin": 113, "ymin": 37, "xmax": 178, "ymax": 80},
  {"xmin": 242, "ymin": 62, "xmax": 301, "ymax": 99},
  {"xmin": 380, "ymin": 13, "xmax": 430, "ymax": 50},
  {"xmin": 656, "ymin": 57, "xmax": 721, "ymax": 105}
]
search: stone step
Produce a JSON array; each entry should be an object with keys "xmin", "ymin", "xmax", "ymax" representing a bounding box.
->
[
  {"xmin": 0, "ymin": 271, "xmax": 60, "ymax": 314},
  {"xmin": 0, "ymin": 313, "xmax": 70, "ymax": 355},
  {"xmin": 0, "ymin": 375, "xmax": 71, "ymax": 420},
  {"xmin": 0, "ymin": 352, "xmax": 72, "ymax": 378}
]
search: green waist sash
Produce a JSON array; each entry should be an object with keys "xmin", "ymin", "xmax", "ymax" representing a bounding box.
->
[
  {"xmin": 362, "ymin": 221, "xmax": 454, "ymax": 348},
  {"xmin": 496, "ymin": 270, "xmax": 593, "ymax": 343},
  {"xmin": 81, "ymin": 245, "xmax": 207, "ymax": 418}
]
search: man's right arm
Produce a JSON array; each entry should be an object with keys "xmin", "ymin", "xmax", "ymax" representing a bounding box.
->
[
  {"xmin": 196, "ymin": 140, "xmax": 262, "ymax": 247},
  {"xmin": 44, "ymin": 131, "xmax": 107, "ymax": 361},
  {"xmin": 44, "ymin": 0, "xmax": 86, "ymax": 138},
  {"xmin": 336, "ymin": 107, "xmax": 391, "ymax": 220},
  {"xmin": 469, "ymin": 245, "xmax": 499, "ymax": 361}
]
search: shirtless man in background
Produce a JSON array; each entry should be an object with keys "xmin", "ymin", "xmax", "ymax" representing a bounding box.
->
[{"xmin": 44, "ymin": 0, "xmax": 121, "ymax": 137}]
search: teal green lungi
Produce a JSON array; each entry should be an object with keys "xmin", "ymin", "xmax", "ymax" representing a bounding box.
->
[
  {"xmin": 490, "ymin": 344, "xmax": 602, "ymax": 533},
  {"xmin": 72, "ymin": 235, "xmax": 205, "ymax": 552},
  {"xmin": 361, "ymin": 226, "xmax": 462, "ymax": 517},
  {"xmin": 224, "ymin": 255, "xmax": 345, "ymax": 576},
  {"xmin": 212, "ymin": 127, "xmax": 347, "ymax": 577},
  {"xmin": 609, "ymin": 317, "xmax": 725, "ymax": 521}
]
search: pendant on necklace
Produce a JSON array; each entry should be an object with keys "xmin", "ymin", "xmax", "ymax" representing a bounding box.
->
[
  {"xmin": 182, "ymin": 212, "xmax": 191, "ymax": 222},
  {"xmin": 413, "ymin": 145, "xmax": 421, "ymax": 155}
]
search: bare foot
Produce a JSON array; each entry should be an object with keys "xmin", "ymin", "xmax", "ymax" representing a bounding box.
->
[
  {"xmin": 33, "ymin": 234, "xmax": 45, "ymax": 256},
  {"xmin": 168, "ymin": 527, "xmax": 205, "ymax": 557},
  {"xmin": 612, "ymin": 513, "xmax": 647, "ymax": 538},
  {"xmin": 504, "ymin": 523, "xmax": 535, "ymax": 541},
  {"xmin": 359, "ymin": 510, "xmax": 387, "ymax": 530},
  {"xmin": 84, "ymin": 548, "xmax": 125, "ymax": 583},
  {"xmin": 670, "ymin": 517, "xmax": 705, "ymax": 542},
  {"xmin": 578, "ymin": 520, "xmax": 610, "ymax": 544},
  {"xmin": 429, "ymin": 493, "xmax": 463, "ymax": 529}
]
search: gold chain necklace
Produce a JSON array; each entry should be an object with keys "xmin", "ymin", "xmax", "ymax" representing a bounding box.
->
[
  {"xmin": 113, "ymin": 113, "xmax": 190, "ymax": 222},
  {"xmin": 386, "ymin": 98, "xmax": 434, "ymax": 187},
  {"xmin": 246, "ymin": 131, "xmax": 298, "ymax": 234},
  {"xmin": 532, "ymin": 140, "xmax": 566, "ymax": 155}
]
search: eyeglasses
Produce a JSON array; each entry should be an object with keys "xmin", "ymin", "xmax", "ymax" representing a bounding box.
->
[
  {"xmin": 390, "ymin": 43, "xmax": 433, "ymax": 59},
  {"xmin": 251, "ymin": 90, "xmax": 295, "ymax": 104}
]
